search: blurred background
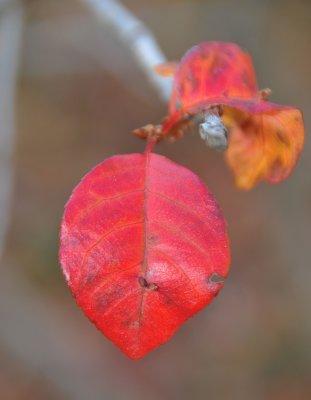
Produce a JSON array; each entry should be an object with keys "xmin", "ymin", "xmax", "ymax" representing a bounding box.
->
[{"xmin": 0, "ymin": 0, "xmax": 310, "ymax": 399}]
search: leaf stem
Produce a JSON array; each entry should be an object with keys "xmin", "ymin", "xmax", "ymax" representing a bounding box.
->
[{"xmin": 145, "ymin": 137, "xmax": 157, "ymax": 154}]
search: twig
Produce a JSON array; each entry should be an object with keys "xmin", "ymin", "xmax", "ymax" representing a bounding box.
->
[{"xmin": 80, "ymin": 0, "xmax": 172, "ymax": 102}]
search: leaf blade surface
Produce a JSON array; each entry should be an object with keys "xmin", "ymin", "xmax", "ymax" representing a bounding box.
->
[{"xmin": 60, "ymin": 153, "xmax": 230, "ymax": 359}]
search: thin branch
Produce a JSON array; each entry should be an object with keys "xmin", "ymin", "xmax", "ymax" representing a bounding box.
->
[{"xmin": 80, "ymin": 0, "xmax": 172, "ymax": 102}]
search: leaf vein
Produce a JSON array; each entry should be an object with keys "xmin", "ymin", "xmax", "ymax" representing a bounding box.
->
[
  {"xmin": 78, "ymin": 220, "xmax": 143, "ymax": 284},
  {"xmin": 74, "ymin": 189, "xmax": 144, "ymax": 223},
  {"xmin": 153, "ymin": 249, "xmax": 202, "ymax": 298},
  {"xmin": 152, "ymin": 220, "xmax": 211, "ymax": 262}
]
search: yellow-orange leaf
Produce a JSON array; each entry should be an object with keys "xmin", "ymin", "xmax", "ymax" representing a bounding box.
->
[{"xmin": 225, "ymin": 108, "xmax": 304, "ymax": 190}]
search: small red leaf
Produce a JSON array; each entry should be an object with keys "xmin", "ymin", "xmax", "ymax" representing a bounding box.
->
[
  {"xmin": 59, "ymin": 153, "xmax": 230, "ymax": 359},
  {"xmin": 164, "ymin": 41, "xmax": 258, "ymax": 132},
  {"xmin": 160, "ymin": 42, "xmax": 304, "ymax": 189}
]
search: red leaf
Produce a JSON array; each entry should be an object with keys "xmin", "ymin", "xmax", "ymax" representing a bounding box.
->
[
  {"xmin": 161, "ymin": 42, "xmax": 304, "ymax": 189},
  {"xmin": 59, "ymin": 153, "xmax": 230, "ymax": 359},
  {"xmin": 164, "ymin": 41, "xmax": 258, "ymax": 132}
]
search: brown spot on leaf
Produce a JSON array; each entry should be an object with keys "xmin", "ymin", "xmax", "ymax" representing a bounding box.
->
[
  {"xmin": 275, "ymin": 130, "xmax": 290, "ymax": 147},
  {"xmin": 209, "ymin": 273, "xmax": 225, "ymax": 284},
  {"xmin": 138, "ymin": 276, "xmax": 158, "ymax": 291},
  {"xmin": 148, "ymin": 235, "xmax": 158, "ymax": 244}
]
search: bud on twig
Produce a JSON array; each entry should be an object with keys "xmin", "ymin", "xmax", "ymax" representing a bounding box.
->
[{"xmin": 198, "ymin": 113, "xmax": 228, "ymax": 152}]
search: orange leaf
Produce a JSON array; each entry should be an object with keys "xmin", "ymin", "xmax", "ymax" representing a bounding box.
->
[
  {"xmin": 225, "ymin": 107, "xmax": 304, "ymax": 189},
  {"xmin": 154, "ymin": 61, "xmax": 179, "ymax": 77}
]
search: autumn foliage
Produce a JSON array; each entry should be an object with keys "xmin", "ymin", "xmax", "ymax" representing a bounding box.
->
[
  {"xmin": 157, "ymin": 42, "xmax": 304, "ymax": 189},
  {"xmin": 60, "ymin": 153, "xmax": 229, "ymax": 359},
  {"xmin": 59, "ymin": 42, "xmax": 304, "ymax": 359}
]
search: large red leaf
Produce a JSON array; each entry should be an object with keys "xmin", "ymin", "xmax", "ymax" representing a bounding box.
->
[{"xmin": 59, "ymin": 153, "xmax": 230, "ymax": 359}]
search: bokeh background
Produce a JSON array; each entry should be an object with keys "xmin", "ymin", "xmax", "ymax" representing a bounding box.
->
[{"xmin": 0, "ymin": 0, "xmax": 310, "ymax": 399}]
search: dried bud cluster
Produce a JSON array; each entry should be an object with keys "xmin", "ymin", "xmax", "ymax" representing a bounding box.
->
[{"xmin": 198, "ymin": 113, "xmax": 228, "ymax": 152}]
